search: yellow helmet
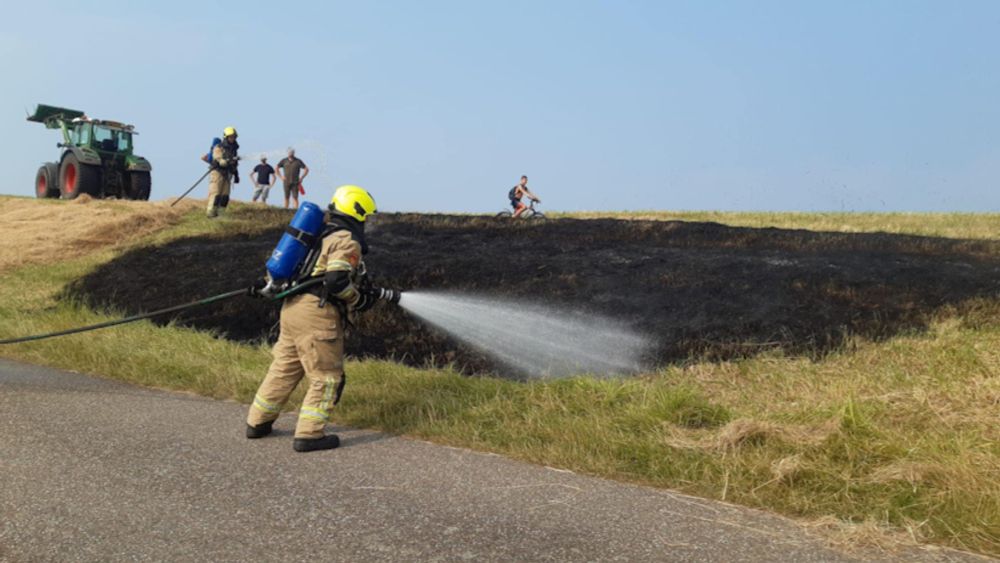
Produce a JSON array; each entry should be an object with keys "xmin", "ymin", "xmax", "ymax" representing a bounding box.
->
[
  {"xmin": 330, "ymin": 185, "xmax": 377, "ymax": 222},
  {"xmin": 223, "ymin": 126, "xmax": 237, "ymax": 137}
]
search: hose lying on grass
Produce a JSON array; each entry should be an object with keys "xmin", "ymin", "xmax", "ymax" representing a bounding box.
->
[{"xmin": 0, "ymin": 279, "xmax": 325, "ymax": 345}]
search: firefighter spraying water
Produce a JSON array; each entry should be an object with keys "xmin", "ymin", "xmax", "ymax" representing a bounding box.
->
[{"xmin": 245, "ymin": 185, "xmax": 399, "ymax": 452}]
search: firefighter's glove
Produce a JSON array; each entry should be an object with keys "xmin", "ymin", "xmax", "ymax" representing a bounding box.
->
[{"xmin": 324, "ymin": 270, "xmax": 351, "ymax": 295}]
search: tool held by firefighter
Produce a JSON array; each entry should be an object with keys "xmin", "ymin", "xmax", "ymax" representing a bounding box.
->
[
  {"xmin": 170, "ymin": 169, "xmax": 212, "ymax": 207},
  {"xmin": 245, "ymin": 185, "xmax": 400, "ymax": 453},
  {"xmin": 171, "ymin": 137, "xmax": 222, "ymax": 207}
]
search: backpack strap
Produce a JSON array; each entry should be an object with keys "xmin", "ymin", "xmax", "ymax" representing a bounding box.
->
[{"xmin": 284, "ymin": 225, "xmax": 318, "ymax": 247}]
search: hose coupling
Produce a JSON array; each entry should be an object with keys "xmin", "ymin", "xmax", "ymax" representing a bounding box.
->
[{"xmin": 376, "ymin": 287, "xmax": 402, "ymax": 305}]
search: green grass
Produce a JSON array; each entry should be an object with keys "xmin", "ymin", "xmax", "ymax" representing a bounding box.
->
[{"xmin": 1, "ymin": 206, "xmax": 998, "ymax": 556}]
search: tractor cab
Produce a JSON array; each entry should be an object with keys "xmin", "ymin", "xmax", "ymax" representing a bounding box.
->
[{"xmin": 70, "ymin": 119, "xmax": 137, "ymax": 155}]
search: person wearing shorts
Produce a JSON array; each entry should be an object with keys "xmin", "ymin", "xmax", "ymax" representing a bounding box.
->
[
  {"xmin": 276, "ymin": 148, "xmax": 309, "ymax": 209},
  {"xmin": 508, "ymin": 175, "xmax": 540, "ymax": 217},
  {"xmin": 251, "ymin": 156, "xmax": 276, "ymax": 204}
]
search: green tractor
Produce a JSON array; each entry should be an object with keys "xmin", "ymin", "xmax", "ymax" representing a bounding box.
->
[{"xmin": 28, "ymin": 104, "xmax": 152, "ymax": 200}]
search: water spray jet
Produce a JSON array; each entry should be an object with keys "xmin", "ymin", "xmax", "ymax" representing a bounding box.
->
[{"xmin": 392, "ymin": 291, "xmax": 651, "ymax": 380}]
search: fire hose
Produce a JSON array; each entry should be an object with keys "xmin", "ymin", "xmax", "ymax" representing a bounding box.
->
[
  {"xmin": 0, "ymin": 279, "xmax": 400, "ymax": 346},
  {"xmin": 170, "ymin": 169, "xmax": 212, "ymax": 207}
]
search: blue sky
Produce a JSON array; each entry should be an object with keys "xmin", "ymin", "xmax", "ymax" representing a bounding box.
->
[{"xmin": 2, "ymin": 1, "xmax": 998, "ymax": 212}]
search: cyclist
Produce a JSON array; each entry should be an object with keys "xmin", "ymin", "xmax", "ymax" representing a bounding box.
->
[{"xmin": 508, "ymin": 175, "xmax": 541, "ymax": 218}]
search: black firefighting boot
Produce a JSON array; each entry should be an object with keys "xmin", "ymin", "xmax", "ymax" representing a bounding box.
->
[
  {"xmin": 246, "ymin": 420, "xmax": 274, "ymax": 439},
  {"xmin": 293, "ymin": 434, "xmax": 340, "ymax": 452}
]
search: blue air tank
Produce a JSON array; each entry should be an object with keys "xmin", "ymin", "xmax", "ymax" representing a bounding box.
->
[{"xmin": 265, "ymin": 201, "xmax": 326, "ymax": 282}]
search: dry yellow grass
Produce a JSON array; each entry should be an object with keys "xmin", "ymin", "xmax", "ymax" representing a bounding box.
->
[
  {"xmin": 0, "ymin": 195, "xmax": 200, "ymax": 273},
  {"xmin": 805, "ymin": 515, "xmax": 924, "ymax": 556}
]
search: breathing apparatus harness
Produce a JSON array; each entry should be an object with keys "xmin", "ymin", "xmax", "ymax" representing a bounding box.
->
[
  {"xmin": 298, "ymin": 218, "xmax": 366, "ymax": 309},
  {"xmin": 252, "ymin": 203, "xmax": 399, "ymax": 311}
]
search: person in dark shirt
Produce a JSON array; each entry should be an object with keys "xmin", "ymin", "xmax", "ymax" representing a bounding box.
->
[
  {"xmin": 250, "ymin": 156, "xmax": 276, "ymax": 204},
  {"xmin": 276, "ymin": 148, "xmax": 309, "ymax": 209}
]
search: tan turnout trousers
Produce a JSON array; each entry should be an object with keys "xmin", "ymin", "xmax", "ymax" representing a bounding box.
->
[
  {"xmin": 207, "ymin": 143, "xmax": 233, "ymax": 217},
  {"xmin": 248, "ymin": 229, "xmax": 363, "ymax": 438},
  {"xmin": 247, "ymin": 294, "xmax": 345, "ymax": 438},
  {"xmin": 206, "ymin": 171, "xmax": 231, "ymax": 217}
]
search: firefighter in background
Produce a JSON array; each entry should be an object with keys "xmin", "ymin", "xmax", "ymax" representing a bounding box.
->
[
  {"xmin": 207, "ymin": 127, "xmax": 239, "ymax": 218},
  {"xmin": 246, "ymin": 185, "xmax": 382, "ymax": 452}
]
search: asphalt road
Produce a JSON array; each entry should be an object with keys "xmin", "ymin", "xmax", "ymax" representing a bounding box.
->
[{"xmin": 0, "ymin": 359, "xmax": 987, "ymax": 562}]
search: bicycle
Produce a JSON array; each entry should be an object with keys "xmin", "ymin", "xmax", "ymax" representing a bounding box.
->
[{"xmin": 496, "ymin": 200, "xmax": 546, "ymax": 220}]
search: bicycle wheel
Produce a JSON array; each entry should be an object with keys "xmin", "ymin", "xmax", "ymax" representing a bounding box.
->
[{"xmin": 495, "ymin": 210, "xmax": 513, "ymax": 218}]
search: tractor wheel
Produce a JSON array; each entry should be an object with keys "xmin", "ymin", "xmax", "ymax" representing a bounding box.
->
[
  {"xmin": 129, "ymin": 171, "xmax": 151, "ymax": 201},
  {"xmin": 45, "ymin": 162, "xmax": 60, "ymax": 196},
  {"xmin": 35, "ymin": 164, "xmax": 59, "ymax": 198},
  {"xmin": 59, "ymin": 153, "xmax": 101, "ymax": 199}
]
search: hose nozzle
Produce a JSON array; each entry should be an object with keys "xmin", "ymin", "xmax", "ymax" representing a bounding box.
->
[{"xmin": 375, "ymin": 287, "xmax": 401, "ymax": 305}]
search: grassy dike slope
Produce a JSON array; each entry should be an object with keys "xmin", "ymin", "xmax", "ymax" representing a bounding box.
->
[{"xmin": 0, "ymin": 197, "xmax": 997, "ymax": 556}]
